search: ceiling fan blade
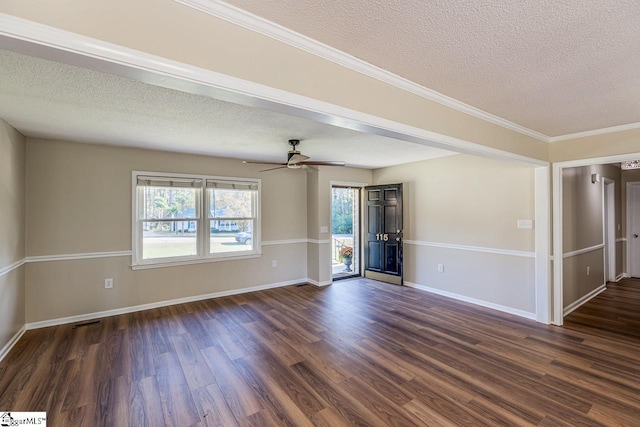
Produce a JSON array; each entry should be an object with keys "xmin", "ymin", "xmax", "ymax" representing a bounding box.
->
[
  {"xmin": 260, "ymin": 165, "xmax": 288, "ymax": 172},
  {"xmin": 302, "ymin": 161, "xmax": 346, "ymax": 166},
  {"xmin": 288, "ymin": 153, "xmax": 310, "ymax": 164},
  {"xmin": 243, "ymin": 160, "xmax": 287, "ymax": 166}
]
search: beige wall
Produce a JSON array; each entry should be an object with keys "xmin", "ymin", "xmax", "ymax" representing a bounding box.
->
[
  {"xmin": 373, "ymin": 154, "xmax": 537, "ymax": 314},
  {"xmin": 0, "ymin": 0, "xmax": 548, "ymax": 161},
  {"xmin": 561, "ymin": 164, "xmax": 622, "ymax": 308},
  {"xmin": 550, "ymin": 128, "xmax": 640, "ymax": 162},
  {"xmin": 24, "ymin": 139, "xmax": 313, "ymax": 322},
  {"xmin": 0, "ymin": 120, "xmax": 26, "ymax": 352}
]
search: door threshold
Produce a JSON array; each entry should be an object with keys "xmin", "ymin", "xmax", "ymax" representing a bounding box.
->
[{"xmin": 332, "ymin": 274, "xmax": 361, "ymax": 281}]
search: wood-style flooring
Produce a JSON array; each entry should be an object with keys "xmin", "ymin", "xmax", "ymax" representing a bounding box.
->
[{"xmin": 1, "ymin": 278, "xmax": 640, "ymax": 426}]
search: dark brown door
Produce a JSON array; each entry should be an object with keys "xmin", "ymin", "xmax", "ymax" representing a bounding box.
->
[{"xmin": 364, "ymin": 184, "xmax": 403, "ymax": 285}]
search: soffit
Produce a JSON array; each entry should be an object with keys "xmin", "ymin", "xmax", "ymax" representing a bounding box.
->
[{"xmin": 0, "ymin": 49, "xmax": 455, "ymax": 168}]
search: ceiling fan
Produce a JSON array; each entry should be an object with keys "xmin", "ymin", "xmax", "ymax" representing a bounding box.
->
[{"xmin": 243, "ymin": 139, "xmax": 346, "ymax": 172}]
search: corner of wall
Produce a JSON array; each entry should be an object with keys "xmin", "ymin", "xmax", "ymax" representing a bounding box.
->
[{"xmin": 0, "ymin": 119, "xmax": 27, "ymax": 361}]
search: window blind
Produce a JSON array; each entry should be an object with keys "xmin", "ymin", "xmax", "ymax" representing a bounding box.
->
[
  {"xmin": 137, "ymin": 176, "xmax": 202, "ymax": 188},
  {"xmin": 206, "ymin": 179, "xmax": 258, "ymax": 191}
]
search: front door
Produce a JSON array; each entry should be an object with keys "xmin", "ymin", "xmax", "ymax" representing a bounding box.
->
[{"xmin": 364, "ymin": 184, "xmax": 403, "ymax": 285}]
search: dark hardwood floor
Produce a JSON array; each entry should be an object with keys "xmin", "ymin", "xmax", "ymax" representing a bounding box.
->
[{"xmin": 1, "ymin": 278, "xmax": 640, "ymax": 426}]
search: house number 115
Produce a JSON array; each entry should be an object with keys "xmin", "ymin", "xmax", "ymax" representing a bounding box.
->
[{"xmin": 376, "ymin": 233, "xmax": 389, "ymax": 241}]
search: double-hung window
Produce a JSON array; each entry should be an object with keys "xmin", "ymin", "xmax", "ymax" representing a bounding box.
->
[{"xmin": 133, "ymin": 172, "xmax": 260, "ymax": 268}]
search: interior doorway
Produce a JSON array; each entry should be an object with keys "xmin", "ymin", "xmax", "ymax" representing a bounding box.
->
[
  {"xmin": 628, "ymin": 182, "xmax": 640, "ymax": 278},
  {"xmin": 331, "ymin": 186, "xmax": 361, "ymax": 280}
]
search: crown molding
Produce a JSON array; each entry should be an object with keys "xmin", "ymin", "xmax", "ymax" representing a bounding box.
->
[
  {"xmin": 0, "ymin": 12, "xmax": 547, "ymax": 165},
  {"xmin": 549, "ymin": 121, "xmax": 640, "ymax": 142},
  {"xmin": 173, "ymin": 0, "xmax": 549, "ymax": 142}
]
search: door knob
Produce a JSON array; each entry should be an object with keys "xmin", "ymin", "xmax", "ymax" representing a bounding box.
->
[{"xmin": 635, "ymin": 234, "xmax": 639, "ymax": 238}]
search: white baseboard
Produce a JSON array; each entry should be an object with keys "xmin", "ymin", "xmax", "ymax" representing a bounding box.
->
[
  {"xmin": 404, "ymin": 281, "xmax": 537, "ymax": 320},
  {"xmin": 307, "ymin": 278, "xmax": 332, "ymax": 287},
  {"xmin": 563, "ymin": 284, "xmax": 607, "ymax": 317},
  {"xmin": 615, "ymin": 273, "xmax": 628, "ymax": 282},
  {"xmin": 26, "ymin": 278, "xmax": 309, "ymax": 330},
  {"xmin": 0, "ymin": 325, "xmax": 27, "ymax": 363}
]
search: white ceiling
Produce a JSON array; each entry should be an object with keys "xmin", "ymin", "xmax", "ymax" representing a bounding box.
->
[
  {"xmin": 222, "ymin": 0, "xmax": 640, "ymax": 137},
  {"xmin": 0, "ymin": 49, "xmax": 455, "ymax": 168}
]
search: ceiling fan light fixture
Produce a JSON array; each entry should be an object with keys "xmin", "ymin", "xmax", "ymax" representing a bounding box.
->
[
  {"xmin": 287, "ymin": 163, "xmax": 302, "ymax": 169},
  {"xmin": 621, "ymin": 160, "xmax": 640, "ymax": 170}
]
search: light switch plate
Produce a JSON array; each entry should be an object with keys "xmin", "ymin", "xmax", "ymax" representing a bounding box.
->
[{"xmin": 517, "ymin": 219, "xmax": 533, "ymax": 229}]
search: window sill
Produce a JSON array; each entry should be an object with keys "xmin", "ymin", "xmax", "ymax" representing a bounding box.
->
[{"xmin": 131, "ymin": 252, "xmax": 261, "ymax": 270}]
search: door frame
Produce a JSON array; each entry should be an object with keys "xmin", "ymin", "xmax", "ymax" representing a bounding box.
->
[
  {"xmin": 553, "ymin": 152, "xmax": 640, "ymax": 326},
  {"xmin": 627, "ymin": 181, "xmax": 640, "ymax": 278},
  {"xmin": 329, "ymin": 181, "xmax": 368, "ymax": 283},
  {"xmin": 363, "ymin": 183, "xmax": 404, "ymax": 285},
  {"xmin": 603, "ymin": 178, "xmax": 616, "ymax": 283}
]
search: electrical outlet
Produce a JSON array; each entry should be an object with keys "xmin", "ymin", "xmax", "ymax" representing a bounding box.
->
[
  {"xmin": 105, "ymin": 278, "xmax": 113, "ymax": 289},
  {"xmin": 586, "ymin": 266, "xmax": 590, "ymax": 276},
  {"xmin": 437, "ymin": 263, "xmax": 444, "ymax": 273},
  {"xmin": 272, "ymin": 260, "xmax": 277, "ymax": 268}
]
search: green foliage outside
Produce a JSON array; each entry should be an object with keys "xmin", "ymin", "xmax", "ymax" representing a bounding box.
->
[{"xmin": 332, "ymin": 188, "xmax": 354, "ymax": 234}]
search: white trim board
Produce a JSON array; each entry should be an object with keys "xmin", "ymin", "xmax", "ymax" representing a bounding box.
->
[
  {"xmin": 0, "ymin": 325, "xmax": 26, "ymax": 363},
  {"xmin": 563, "ymin": 284, "xmax": 607, "ymax": 317},
  {"xmin": 14, "ymin": 239, "xmax": 329, "ymax": 267},
  {"xmin": 562, "ymin": 244, "xmax": 604, "ymax": 259},
  {"xmin": 0, "ymin": 259, "xmax": 25, "ymax": 278},
  {"xmin": 262, "ymin": 239, "xmax": 308, "ymax": 246},
  {"xmin": 307, "ymin": 239, "xmax": 331, "ymax": 245},
  {"xmin": 0, "ymin": 13, "xmax": 548, "ymax": 167},
  {"xmin": 25, "ymin": 251, "xmax": 132, "ymax": 263},
  {"xmin": 307, "ymin": 278, "xmax": 332, "ymax": 287},
  {"xmin": 26, "ymin": 277, "xmax": 311, "ymax": 330},
  {"xmin": 404, "ymin": 281, "xmax": 536, "ymax": 321},
  {"xmin": 404, "ymin": 240, "xmax": 535, "ymax": 258},
  {"xmin": 548, "ymin": 122, "xmax": 640, "ymax": 142}
]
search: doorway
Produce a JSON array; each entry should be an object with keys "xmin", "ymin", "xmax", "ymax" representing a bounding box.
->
[
  {"xmin": 331, "ymin": 186, "xmax": 361, "ymax": 280},
  {"xmin": 363, "ymin": 183, "xmax": 403, "ymax": 285},
  {"xmin": 628, "ymin": 182, "xmax": 640, "ymax": 278}
]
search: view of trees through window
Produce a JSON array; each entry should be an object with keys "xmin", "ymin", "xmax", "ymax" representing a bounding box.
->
[
  {"xmin": 332, "ymin": 188, "xmax": 354, "ymax": 235},
  {"xmin": 137, "ymin": 180, "xmax": 257, "ymax": 262}
]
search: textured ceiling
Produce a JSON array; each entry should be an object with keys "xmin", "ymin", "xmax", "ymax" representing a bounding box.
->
[
  {"xmin": 222, "ymin": 0, "xmax": 640, "ymax": 137},
  {"xmin": 0, "ymin": 49, "xmax": 455, "ymax": 168}
]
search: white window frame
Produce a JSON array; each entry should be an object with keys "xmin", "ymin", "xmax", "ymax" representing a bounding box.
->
[{"xmin": 132, "ymin": 171, "xmax": 261, "ymax": 270}]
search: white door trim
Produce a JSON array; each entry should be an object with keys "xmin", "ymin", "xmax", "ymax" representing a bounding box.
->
[
  {"xmin": 535, "ymin": 167, "xmax": 551, "ymax": 324},
  {"xmin": 627, "ymin": 181, "xmax": 640, "ymax": 278},
  {"xmin": 330, "ymin": 181, "xmax": 368, "ymax": 283},
  {"xmin": 603, "ymin": 178, "xmax": 616, "ymax": 283}
]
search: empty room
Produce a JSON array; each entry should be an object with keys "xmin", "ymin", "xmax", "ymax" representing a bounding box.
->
[{"xmin": 1, "ymin": 1, "xmax": 640, "ymax": 426}]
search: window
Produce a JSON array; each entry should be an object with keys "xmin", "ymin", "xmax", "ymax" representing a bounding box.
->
[{"xmin": 133, "ymin": 172, "xmax": 260, "ymax": 268}]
